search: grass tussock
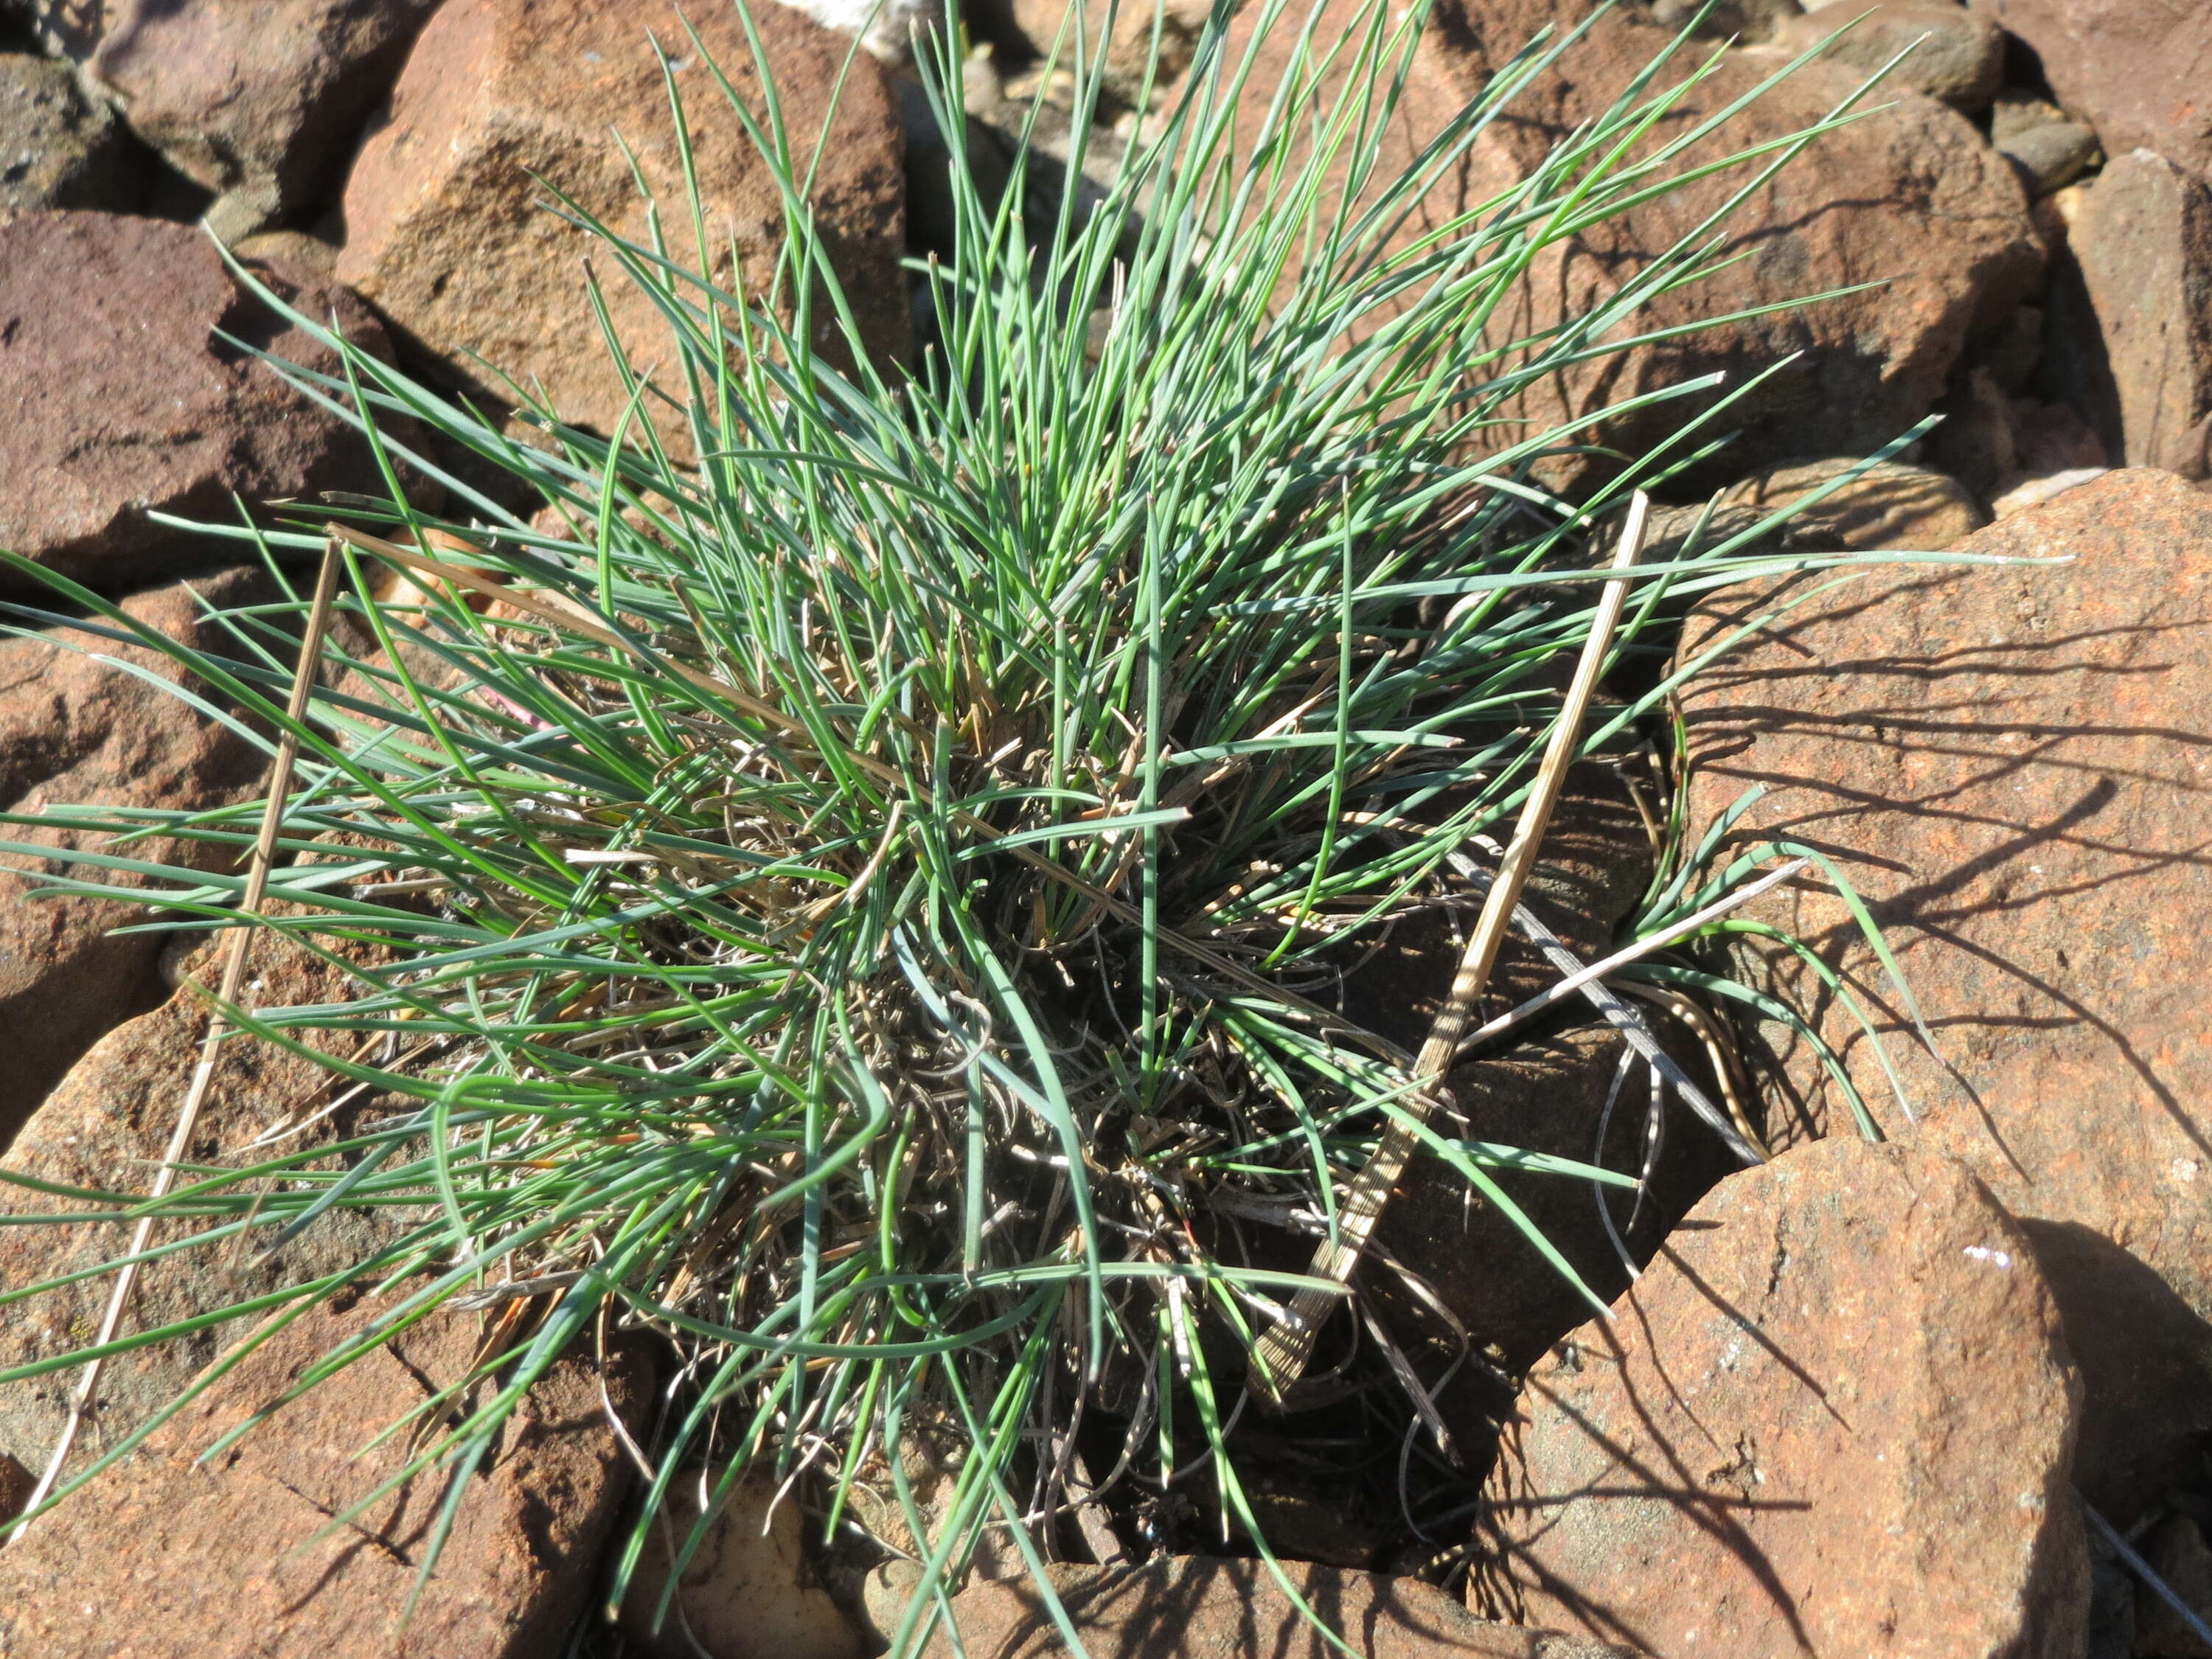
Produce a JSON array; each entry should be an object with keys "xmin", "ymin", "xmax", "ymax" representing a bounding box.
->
[{"xmin": 0, "ymin": 0, "xmax": 1964, "ymax": 1645}]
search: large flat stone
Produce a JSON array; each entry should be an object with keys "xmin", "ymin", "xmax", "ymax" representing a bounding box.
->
[
  {"xmin": 1677, "ymin": 468, "xmax": 2212, "ymax": 1318},
  {"xmin": 1674, "ymin": 467, "xmax": 2212, "ymax": 1525},
  {"xmin": 0, "ymin": 923, "xmax": 410, "ymax": 1483},
  {"xmin": 1478, "ymin": 1136, "xmax": 2089, "ymax": 1658},
  {"xmin": 0, "ymin": 1295, "xmax": 647, "ymax": 1657},
  {"xmin": 0, "ymin": 566, "xmax": 274, "ymax": 1141},
  {"xmin": 0, "ymin": 212, "xmax": 392, "ymax": 592}
]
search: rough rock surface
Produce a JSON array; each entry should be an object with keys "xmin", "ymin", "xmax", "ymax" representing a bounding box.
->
[
  {"xmin": 1676, "ymin": 469, "xmax": 2212, "ymax": 1316},
  {"xmin": 1991, "ymin": 463, "xmax": 2110, "ymax": 517},
  {"xmin": 0, "ymin": 566, "xmax": 274, "ymax": 1141},
  {"xmin": 83, "ymin": 0, "xmax": 445, "ymax": 226},
  {"xmin": 0, "ymin": 922, "xmax": 414, "ymax": 1484},
  {"xmin": 0, "ymin": 51, "xmax": 142, "ymax": 213},
  {"xmin": 231, "ymin": 225, "xmax": 342, "ymax": 277},
  {"xmin": 1648, "ymin": 0, "xmax": 1802, "ymax": 42},
  {"xmin": 0, "ymin": 212, "xmax": 392, "ymax": 591},
  {"xmin": 1993, "ymin": 88, "xmax": 2069, "ymax": 145},
  {"xmin": 1998, "ymin": 118, "xmax": 2103, "ymax": 198},
  {"xmin": 1771, "ymin": 0, "xmax": 2005, "ymax": 111},
  {"xmin": 1719, "ymin": 455, "xmax": 1987, "ymax": 549},
  {"xmin": 1218, "ymin": 0, "xmax": 2040, "ymax": 487},
  {"xmin": 1006, "ymin": 0, "xmax": 1214, "ymax": 105},
  {"xmin": 2040, "ymin": 150, "xmax": 2212, "ymax": 479},
  {"xmin": 620, "ymin": 1478, "xmax": 863, "ymax": 1659},
  {"xmin": 927, "ymin": 1557, "xmax": 1635, "ymax": 1658},
  {"xmin": 1957, "ymin": 385, "xmax": 2111, "ymax": 507},
  {"xmin": 1966, "ymin": 0, "xmax": 2212, "ymax": 181},
  {"xmin": 0, "ymin": 1294, "xmax": 648, "ymax": 1658},
  {"xmin": 1674, "ymin": 469, "xmax": 2212, "ymax": 1523},
  {"xmin": 1418, "ymin": 3, "xmax": 2042, "ymax": 484},
  {"xmin": 1478, "ymin": 1136, "xmax": 2089, "ymax": 1658},
  {"xmin": 336, "ymin": 0, "xmax": 908, "ymax": 444},
  {"xmin": 1989, "ymin": 90, "xmax": 2103, "ymax": 198}
]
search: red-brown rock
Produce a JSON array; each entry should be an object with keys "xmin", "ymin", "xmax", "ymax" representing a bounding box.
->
[
  {"xmin": 1674, "ymin": 467, "xmax": 2212, "ymax": 1521},
  {"xmin": 0, "ymin": 566, "xmax": 274, "ymax": 1141},
  {"xmin": 1965, "ymin": 0, "xmax": 2212, "ymax": 180},
  {"xmin": 0, "ymin": 212, "xmax": 392, "ymax": 591},
  {"xmin": 1484, "ymin": 12, "xmax": 2041, "ymax": 483},
  {"xmin": 1237, "ymin": 1, "xmax": 2042, "ymax": 484},
  {"xmin": 1995, "ymin": 115, "xmax": 2102, "ymax": 198},
  {"xmin": 336, "ymin": 0, "xmax": 908, "ymax": 445},
  {"xmin": 1478, "ymin": 1136, "xmax": 2089, "ymax": 1658},
  {"xmin": 0, "ymin": 922, "xmax": 410, "ymax": 1483},
  {"xmin": 1676, "ymin": 470, "xmax": 2212, "ymax": 1306},
  {"xmin": 2039, "ymin": 150, "xmax": 2212, "ymax": 478},
  {"xmin": 0, "ymin": 1293, "xmax": 648, "ymax": 1657},
  {"xmin": 927, "ymin": 1557, "xmax": 1635, "ymax": 1658},
  {"xmin": 1771, "ymin": 0, "xmax": 2005, "ymax": 111},
  {"xmin": 83, "ymin": 0, "xmax": 445, "ymax": 225}
]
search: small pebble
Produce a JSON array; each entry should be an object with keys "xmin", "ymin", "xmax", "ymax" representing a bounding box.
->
[
  {"xmin": 1989, "ymin": 87, "xmax": 2065, "ymax": 142},
  {"xmin": 1997, "ymin": 118, "xmax": 2102, "ymax": 197},
  {"xmin": 1989, "ymin": 466, "xmax": 2109, "ymax": 518},
  {"xmin": 960, "ymin": 41, "xmax": 1001, "ymax": 115}
]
